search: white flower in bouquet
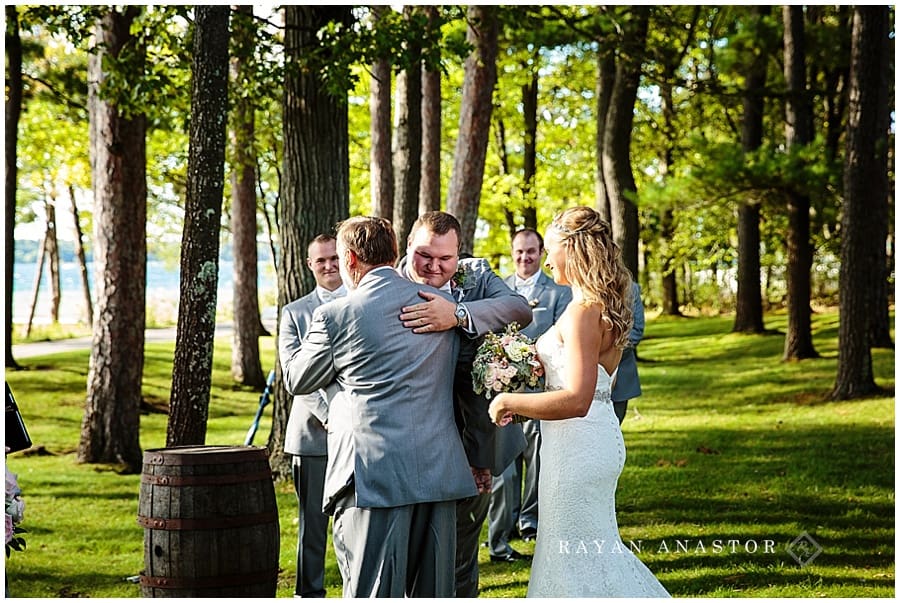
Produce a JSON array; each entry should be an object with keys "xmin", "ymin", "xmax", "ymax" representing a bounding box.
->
[{"xmin": 472, "ymin": 323, "xmax": 544, "ymax": 401}]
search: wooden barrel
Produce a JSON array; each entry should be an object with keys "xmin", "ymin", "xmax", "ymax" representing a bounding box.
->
[{"xmin": 138, "ymin": 445, "xmax": 280, "ymax": 597}]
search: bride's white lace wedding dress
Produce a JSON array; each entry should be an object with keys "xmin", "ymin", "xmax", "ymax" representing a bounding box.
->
[{"xmin": 527, "ymin": 326, "xmax": 670, "ymax": 598}]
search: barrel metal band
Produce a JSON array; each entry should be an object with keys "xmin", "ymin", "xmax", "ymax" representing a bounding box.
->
[
  {"xmin": 137, "ymin": 511, "xmax": 277, "ymax": 531},
  {"xmin": 143, "ymin": 447, "xmax": 269, "ymax": 466},
  {"xmin": 140, "ymin": 568, "xmax": 279, "ymax": 589},
  {"xmin": 140, "ymin": 469, "xmax": 273, "ymax": 486}
]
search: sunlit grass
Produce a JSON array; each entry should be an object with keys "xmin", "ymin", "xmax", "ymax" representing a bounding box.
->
[{"xmin": 3, "ymin": 309, "xmax": 894, "ymax": 597}]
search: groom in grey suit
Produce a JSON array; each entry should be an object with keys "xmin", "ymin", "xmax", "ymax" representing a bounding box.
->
[
  {"xmin": 279, "ymin": 234, "xmax": 346, "ymax": 597},
  {"xmin": 397, "ymin": 211, "xmax": 533, "ymax": 597},
  {"xmin": 282, "ymin": 217, "xmax": 477, "ymax": 598},
  {"xmin": 488, "ymin": 228, "xmax": 572, "ymax": 561}
]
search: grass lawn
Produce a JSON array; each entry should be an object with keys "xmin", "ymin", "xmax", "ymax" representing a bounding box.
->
[{"xmin": 3, "ymin": 309, "xmax": 894, "ymax": 597}]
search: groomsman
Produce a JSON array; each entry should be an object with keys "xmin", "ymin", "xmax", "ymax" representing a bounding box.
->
[
  {"xmin": 397, "ymin": 211, "xmax": 533, "ymax": 597},
  {"xmin": 283, "ymin": 217, "xmax": 477, "ymax": 597},
  {"xmin": 612, "ymin": 280, "xmax": 645, "ymax": 424},
  {"xmin": 488, "ymin": 228, "xmax": 572, "ymax": 561},
  {"xmin": 279, "ymin": 234, "xmax": 346, "ymax": 598}
]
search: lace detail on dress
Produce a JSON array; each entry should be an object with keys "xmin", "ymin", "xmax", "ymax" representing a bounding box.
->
[{"xmin": 526, "ymin": 327, "xmax": 669, "ymax": 598}]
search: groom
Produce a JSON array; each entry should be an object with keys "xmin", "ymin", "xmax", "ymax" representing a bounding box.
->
[
  {"xmin": 282, "ymin": 216, "xmax": 477, "ymax": 597},
  {"xmin": 397, "ymin": 211, "xmax": 533, "ymax": 597}
]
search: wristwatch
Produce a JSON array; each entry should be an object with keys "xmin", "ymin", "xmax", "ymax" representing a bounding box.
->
[{"xmin": 454, "ymin": 304, "xmax": 468, "ymax": 328}]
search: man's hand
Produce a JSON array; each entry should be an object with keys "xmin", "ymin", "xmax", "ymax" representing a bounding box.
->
[
  {"xmin": 471, "ymin": 466, "xmax": 492, "ymax": 494},
  {"xmin": 400, "ymin": 290, "xmax": 457, "ymax": 333}
]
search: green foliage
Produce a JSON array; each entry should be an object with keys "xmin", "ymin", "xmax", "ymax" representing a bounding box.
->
[
  {"xmin": 13, "ymin": 5, "xmax": 889, "ymax": 316},
  {"xmin": 3, "ymin": 310, "xmax": 894, "ymax": 597}
]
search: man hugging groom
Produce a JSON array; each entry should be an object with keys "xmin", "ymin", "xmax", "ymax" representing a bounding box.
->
[
  {"xmin": 283, "ymin": 213, "xmax": 533, "ymax": 597},
  {"xmin": 281, "ymin": 216, "xmax": 477, "ymax": 597}
]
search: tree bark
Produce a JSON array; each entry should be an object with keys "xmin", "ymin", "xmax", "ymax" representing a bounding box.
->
[
  {"xmin": 660, "ymin": 209, "xmax": 680, "ymax": 316},
  {"xmin": 167, "ymin": 5, "xmax": 231, "ymax": 446},
  {"xmin": 369, "ymin": 5, "xmax": 393, "ymax": 219},
  {"xmin": 782, "ymin": 5, "xmax": 818, "ymax": 360},
  {"xmin": 867, "ymin": 9, "xmax": 894, "ymax": 351},
  {"xmin": 78, "ymin": 6, "xmax": 146, "ymax": 472},
  {"xmin": 5, "ymin": 6, "xmax": 22, "ymax": 368},
  {"xmin": 44, "ymin": 199, "xmax": 60, "ymax": 323},
  {"xmin": 601, "ymin": 6, "xmax": 648, "ymax": 279},
  {"xmin": 659, "ymin": 79, "xmax": 680, "ymax": 316},
  {"xmin": 521, "ymin": 58, "xmax": 538, "ymax": 231},
  {"xmin": 271, "ymin": 6, "xmax": 351, "ymax": 479},
  {"xmin": 831, "ymin": 6, "xmax": 890, "ymax": 399},
  {"xmin": 69, "ymin": 185, "xmax": 93, "ymax": 325},
  {"xmin": 594, "ymin": 48, "xmax": 614, "ymax": 223},
  {"xmin": 229, "ymin": 5, "xmax": 266, "ymax": 388},
  {"xmin": 494, "ymin": 117, "xmax": 518, "ymax": 238},
  {"xmin": 446, "ymin": 5, "xmax": 499, "ymax": 255},
  {"xmin": 733, "ymin": 5, "xmax": 768, "ymax": 334},
  {"xmin": 419, "ymin": 5, "xmax": 442, "ymax": 215},
  {"xmin": 392, "ymin": 6, "xmax": 423, "ymax": 252},
  {"xmin": 25, "ymin": 235, "xmax": 46, "ymax": 339}
]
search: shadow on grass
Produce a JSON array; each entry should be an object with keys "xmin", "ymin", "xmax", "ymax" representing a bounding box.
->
[
  {"xmin": 660, "ymin": 567, "xmax": 893, "ymax": 597},
  {"xmin": 8, "ymin": 568, "xmax": 142, "ymax": 598},
  {"xmin": 611, "ymin": 421, "xmax": 894, "ymax": 595}
]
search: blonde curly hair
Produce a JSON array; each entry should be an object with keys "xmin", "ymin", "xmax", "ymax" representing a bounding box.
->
[{"xmin": 550, "ymin": 207, "xmax": 634, "ymax": 349}]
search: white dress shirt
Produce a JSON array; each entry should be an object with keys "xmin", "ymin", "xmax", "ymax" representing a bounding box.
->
[{"xmin": 317, "ymin": 284, "xmax": 346, "ymax": 304}]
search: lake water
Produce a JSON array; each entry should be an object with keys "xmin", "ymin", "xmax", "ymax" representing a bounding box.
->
[{"xmin": 13, "ymin": 258, "xmax": 278, "ymax": 325}]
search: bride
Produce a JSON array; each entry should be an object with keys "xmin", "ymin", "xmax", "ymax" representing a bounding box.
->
[{"xmin": 488, "ymin": 207, "xmax": 669, "ymax": 598}]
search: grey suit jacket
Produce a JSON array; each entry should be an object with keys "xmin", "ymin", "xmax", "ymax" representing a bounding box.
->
[
  {"xmin": 424, "ymin": 257, "xmax": 534, "ymax": 476},
  {"xmin": 612, "ymin": 281, "xmax": 645, "ymax": 402},
  {"xmin": 503, "ymin": 271, "xmax": 572, "ymax": 342},
  {"xmin": 282, "ymin": 267, "xmax": 477, "ymax": 512},
  {"xmin": 279, "ymin": 290, "xmax": 330, "ymax": 457}
]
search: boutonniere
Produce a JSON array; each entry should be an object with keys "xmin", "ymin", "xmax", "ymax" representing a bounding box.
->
[
  {"xmin": 528, "ymin": 299, "xmax": 540, "ymax": 308},
  {"xmin": 453, "ymin": 263, "xmax": 475, "ymax": 290}
]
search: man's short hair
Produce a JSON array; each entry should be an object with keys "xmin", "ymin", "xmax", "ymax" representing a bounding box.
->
[
  {"xmin": 512, "ymin": 228, "xmax": 544, "ymax": 250},
  {"xmin": 307, "ymin": 233, "xmax": 337, "ymax": 256},
  {"xmin": 337, "ymin": 217, "xmax": 398, "ymax": 266},
  {"xmin": 409, "ymin": 211, "xmax": 462, "ymax": 246}
]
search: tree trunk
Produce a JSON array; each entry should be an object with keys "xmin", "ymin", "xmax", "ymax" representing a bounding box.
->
[
  {"xmin": 229, "ymin": 5, "xmax": 266, "ymax": 388},
  {"xmin": 831, "ymin": 6, "xmax": 890, "ymax": 399},
  {"xmin": 782, "ymin": 5, "xmax": 818, "ymax": 360},
  {"xmin": 271, "ymin": 5, "xmax": 351, "ymax": 479},
  {"xmin": 5, "ymin": 6, "xmax": 22, "ymax": 368},
  {"xmin": 819, "ymin": 7, "xmax": 852, "ymax": 164},
  {"xmin": 867, "ymin": 10, "xmax": 894, "ymax": 351},
  {"xmin": 659, "ymin": 79, "xmax": 681, "ymax": 316},
  {"xmin": 25, "ymin": 235, "xmax": 46, "ymax": 339},
  {"xmin": 594, "ymin": 48, "xmax": 614, "ymax": 223},
  {"xmin": 661, "ymin": 209, "xmax": 680, "ymax": 316},
  {"xmin": 521, "ymin": 58, "xmax": 538, "ymax": 231},
  {"xmin": 68, "ymin": 185, "xmax": 93, "ymax": 325},
  {"xmin": 392, "ymin": 8, "xmax": 423, "ymax": 252},
  {"xmin": 733, "ymin": 5, "xmax": 768, "ymax": 334},
  {"xmin": 446, "ymin": 5, "xmax": 499, "ymax": 255},
  {"xmin": 78, "ymin": 6, "xmax": 146, "ymax": 472},
  {"xmin": 167, "ymin": 5, "xmax": 231, "ymax": 447},
  {"xmin": 44, "ymin": 199, "xmax": 61, "ymax": 323},
  {"xmin": 494, "ymin": 117, "xmax": 518, "ymax": 237},
  {"xmin": 369, "ymin": 6, "xmax": 393, "ymax": 219},
  {"xmin": 419, "ymin": 5, "xmax": 442, "ymax": 215},
  {"xmin": 601, "ymin": 6, "xmax": 648, "ymax": 279}
]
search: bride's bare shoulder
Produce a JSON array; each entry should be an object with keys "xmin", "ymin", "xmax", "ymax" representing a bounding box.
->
[{"xmin": 558, "ymin": 302, "xmax": 606, "ymax": 336}]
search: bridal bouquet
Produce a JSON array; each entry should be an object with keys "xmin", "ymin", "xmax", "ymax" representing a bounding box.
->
[
  {"xmin": 472, "ymin": 322, "xmax": 544, "ymax": 405},
  {"xmin": 6, "ymin": 466, "xmax": 26, "ymax": 556}
]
